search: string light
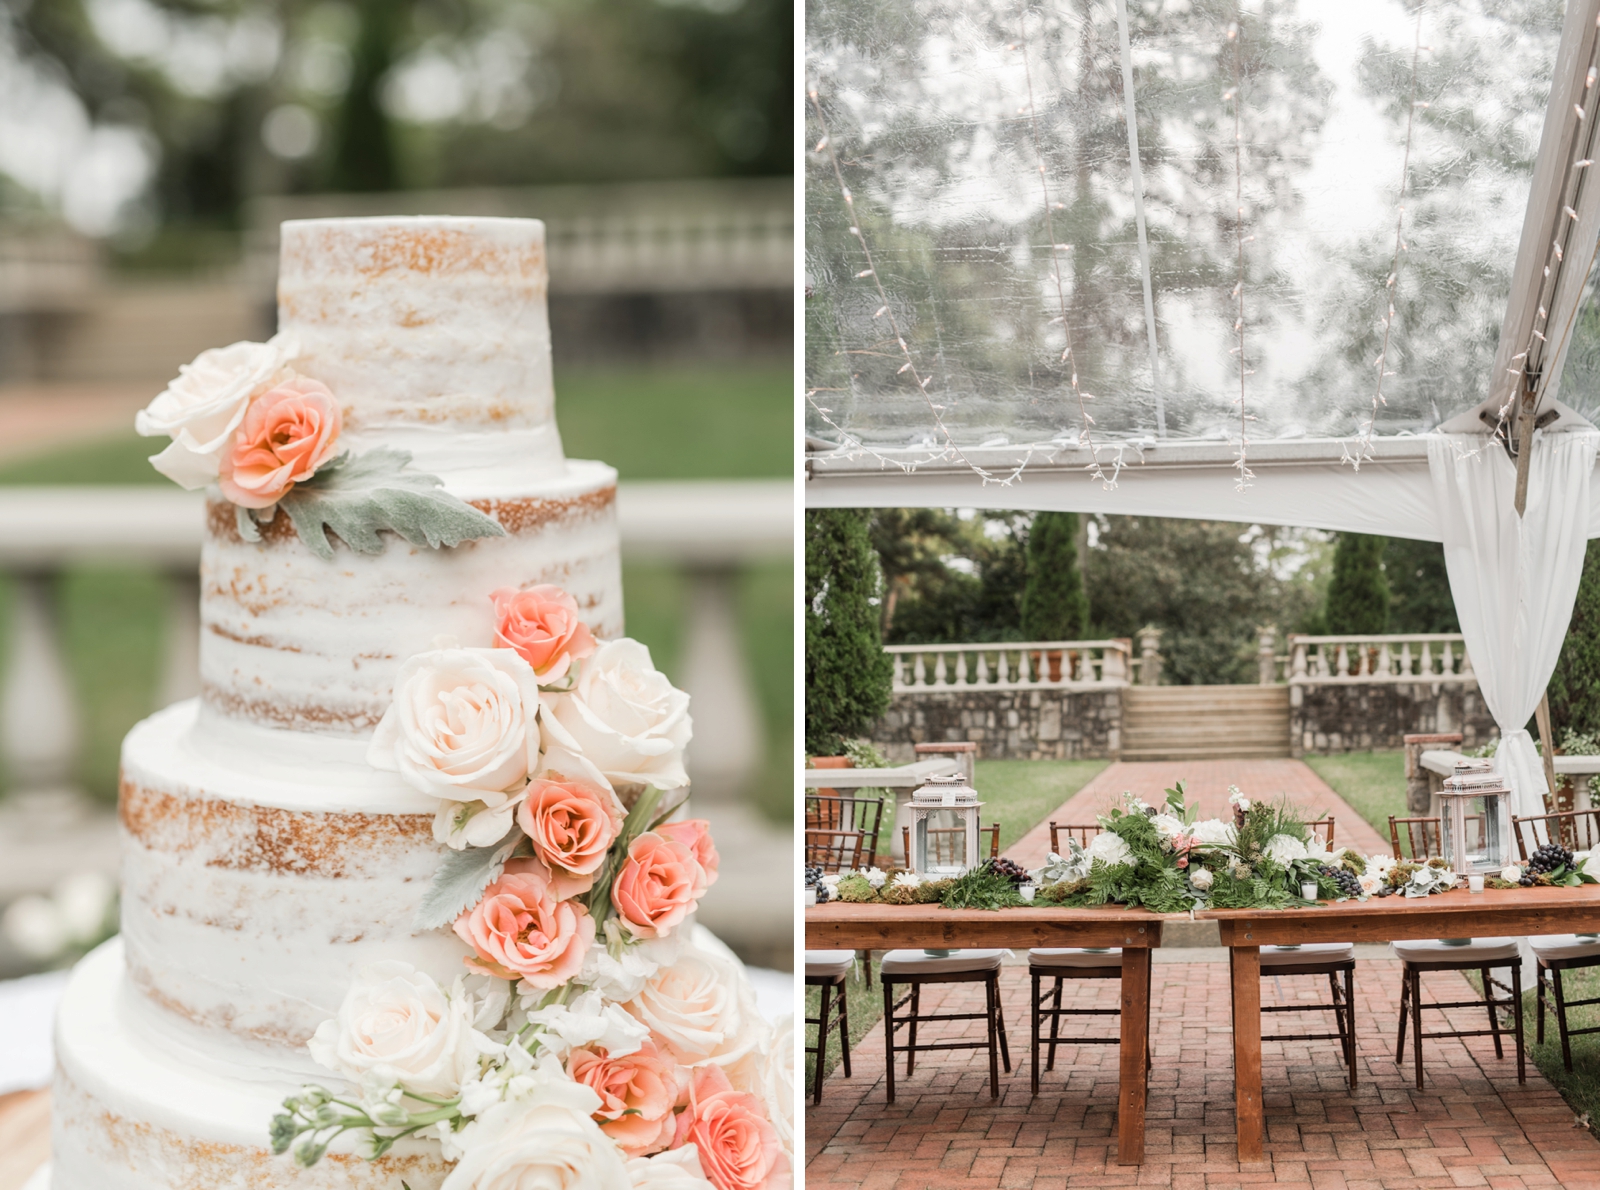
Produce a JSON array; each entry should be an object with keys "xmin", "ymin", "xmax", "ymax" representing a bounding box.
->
[{"xmin": 1227, "ymin": 17, "xmax": 1253, "ymax": 492}]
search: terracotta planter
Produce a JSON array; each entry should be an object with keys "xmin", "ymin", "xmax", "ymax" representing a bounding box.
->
[
  {"xmin": 1046, "ymin": 650, "xmax": 1064, "ymax": 683},
  {"xmin": 809, "ymin": 755, "xmax": 852, "ymax": 802}
]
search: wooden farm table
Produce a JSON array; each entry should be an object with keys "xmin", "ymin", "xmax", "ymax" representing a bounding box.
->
[
  {"xmin": 805, "ymin": 903, "xmax": 1164, "ymax": 1164},
  {"xmin": 1203, "ymin": 886, "xmax": 1600, "ymax": 1162}
]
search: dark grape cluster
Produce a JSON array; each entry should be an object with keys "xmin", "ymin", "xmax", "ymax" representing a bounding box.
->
[
  {"xmin": 988, "ymin": 857, "xmax": 1030, "ymax": 886},
  {"xmin": 805, "ymin": 865, "xmax": 832, "ymax": 901},
  {"xmin": 1528, "ymin": 842, "xmax": 1575, "ymax": 876},
  {"xmin": 1318, "ymin": 864, "xmax": 1362, "ymax": 899}
]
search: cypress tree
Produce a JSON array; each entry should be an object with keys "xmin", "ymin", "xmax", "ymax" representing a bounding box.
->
[
  {"xmin": 1384, "ymin": 537, "xmax": 1459, "ymax": 633},
  {"xmin": 1548, "ymin": 538, "xmax": 1600, "ymax": 743},
  {"xmin": 805, "ymin": 509, "xmax": 894, "ymax": 755},
  {"xmin": 1020, "ymin": 511, "xmax": 1089, "ymax": 639},
  {"xmin": 1325, "ymin": 532, "xmax": 1390, "ymax": 635}
]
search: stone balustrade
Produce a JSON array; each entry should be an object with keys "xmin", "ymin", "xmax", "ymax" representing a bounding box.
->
[
  {"xmin": 1287, "ymin": 633, "xmax": 1473, "ymax": 683},
  {"xmin": 885, "ymin": 639, "xmax": 1132, "ymax": 694}
]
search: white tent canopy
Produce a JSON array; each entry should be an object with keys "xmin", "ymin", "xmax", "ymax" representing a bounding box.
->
[{"xmin": 806, "ymin": 0, "xmax": 1600, "ymax": 817}]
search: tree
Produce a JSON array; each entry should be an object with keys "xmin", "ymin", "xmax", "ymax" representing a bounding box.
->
[
  {"xmin": 1384, "ymin": 537, "xmax": 1459, "ymax": 634},
  {"xmin": 1547, "ymin": 539, "xmax": 1600, "ymax": 745},
  {"xmin": 877, "ymin": 511, "xmax": 1029, "ymax": 644},
  {"xmin": 1324, "ymin": 533, "xmax": 1390, "ymax": 635},
  {"xmin": 869, "ymin": 508, "xmax": 962, "ymax": 637},
  {"xmin": 805, "ymin": 509, "xmax": 894, "ymax": 755},
  {"xmin": 1021, "ymin": 511, "xmax": 1088, "ymax": 640}
]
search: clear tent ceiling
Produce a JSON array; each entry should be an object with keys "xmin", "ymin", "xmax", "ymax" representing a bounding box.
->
[{"xmin": 804, "ymin": 0, "xmax": 1600, "ymax": 455}]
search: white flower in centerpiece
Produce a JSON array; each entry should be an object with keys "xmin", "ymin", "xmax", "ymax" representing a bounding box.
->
[
  {"xmin": 860, "ymin": 867, "xmax": 888, "ymax": 889},
  {"xmin": 1264, "ymin": 834, "xmax": 1309, "ymax": 864},
  {"xmin": 441, "ymin": 1080, "xmax": 630, "ymax": 1190},
  {"xmin": 1188, "ymin": 818, "xmax": 1235, "ymax": 847},
  {"xmin": 136, "ymin": 333, "xmax": 300, "ymax": 489},
  {"xmin": 1368, "ymin": 853, "xmax": 1395, "ymax": 876},
  {"xmin": 1358, "ymin": 872, "xmax": 1383, "ymax": 896},
  {"xmin": 1578, "ymin": 851, "xmax": 1600, "ymax": 879},
  {"xmin": 1149, "ymin": 814, "xmax": 1185, "ymax": 842},
  {"xmin": 622, "ymin": 946, "xmax": 764, "ymax": 1069},
  {"xmin": 1227, "ymin": 785, "xmax": 1251, "ymax": 812},
  {"xmin": 523, "ymin": 990, "xmax": 651, "ymax": 1058},
  {"xmin": 891, "ymin": 871, "xmax": 923, "ymax": 889},
  {"xmin": 1087, "ymin": 831, "xmax": 1135, "ymax": 870},
  {"xmin": 1189, "ymin": 867, "xmax": 1214, "ymax": 892},
  {"xmin": 547, "ymin": 640, "xmax": 692, "ymax": 791},
  {"xmin": 627, "ymin": 1147, "xmax": 717, "ymax": 1189},
  {"xmin": 368, "ymin": 646, "xmax": 541, "ymax": 820},
  {"xmin": 1501, "ymin": 864, "xmax": 1523, "ymax": 883},
  {"xmin": 308, "ymin": 962, "xmax": 498, "ymax": 1099},
  {"xmin": 820, "ymin": 874, "xmax": 841, "ymax": 890}
]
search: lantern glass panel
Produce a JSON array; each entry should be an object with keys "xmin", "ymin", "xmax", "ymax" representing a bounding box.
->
[
  {"xmin": 915, "ymin": 807, "xmax": 970, "ymax": 876},
  {"xmin": 1440, "ymin": 793, "xmax": 1508, "ymax": 872}
]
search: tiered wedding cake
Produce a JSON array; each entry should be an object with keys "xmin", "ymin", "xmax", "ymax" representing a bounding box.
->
[{"xmin": 47, "ymin": 217, "xmax": 792, "ymax": 1190}]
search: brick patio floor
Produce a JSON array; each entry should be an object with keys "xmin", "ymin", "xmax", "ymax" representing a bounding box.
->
[{"xmin": 809, "ymin": 762, "xmax": 1600, "ymax": 1189}]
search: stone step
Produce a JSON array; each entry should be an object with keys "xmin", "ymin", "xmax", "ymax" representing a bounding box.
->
[{"xmin": 1121, "ymin": 745, "xmax": 1291, "ymax": 760}]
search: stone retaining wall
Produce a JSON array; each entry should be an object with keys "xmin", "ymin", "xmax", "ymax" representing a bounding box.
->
[
  {"xmin": 1289, "ymin": 682, "xmax": 1497, "ymax": 756},
  {"xmin": 870, "ymin": 688, "xmax": 1122, "ymax": 761}
]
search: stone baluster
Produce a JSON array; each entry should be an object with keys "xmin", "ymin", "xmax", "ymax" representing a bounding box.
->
[
  {"xmin": 1378, "ymin": 642, "xmax": 1392, "ymax": 679},
  {"xmin": 931, "ymin": 648, "xmax": 948, "ymax": 688},
  {"xmin": 1400, "ymin": 641, "xmax": 1413, "ymax": 677},
  {"xmin": 0, "ymin": 571, "xmax": 80, "ymax": 794},
  {"xmin": 1137, "ymin": 626, "xmax": 1163, "ymax": 686},
  {"xmin": 1102, "ymin": 642, "xmax": 1129, "ymax": 683},
  {"xmin": 681, "ymin": 566, "xmax": 762, "ymax": 805},
  {"xmin": 1336, "ymin": 644, "xmax": 1349, "ymax": 678},
  {"xmin": 1290, "ymin": 638, "xmax": 1307, "ymax": 680},
  {"xmin": 1439, "ymin": 640, "xmax": 1454, "ymax": 677},
  {"xmin": 1420, "ymin": 640, "xmax": 1433, "ymax": 678},
  {"xmin": 1257, "ymin": 625, "xmax": 1277, "ymax": 685}
]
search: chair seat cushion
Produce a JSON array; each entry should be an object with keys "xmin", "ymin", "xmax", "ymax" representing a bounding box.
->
[
  {"xmin": 1259, "ymin": 943, "xmax": 1355, "ymax": 968},
  {"xmin": 1027, "ymin": 947, "xmax": 1123, "ymax": 969},
  {"xmin": 1529, "ymin": 933, "xmax": 1600, "ymax": 961},
  {"xmin": 1392, "ymin": 938, "xmax": 1520, "ymax": 963},
  {"xmin": 804, "ymin": 950, "xmax": 855, "ymax": 979},
  {"xmin": 880, "ymin": 948, "xmax": 1007, "ymax": 976}
]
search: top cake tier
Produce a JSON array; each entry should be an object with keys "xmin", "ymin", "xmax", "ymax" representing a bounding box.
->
[{"xmin": 277, "ymin": 216, "xmax": 554, "ymax": 436}]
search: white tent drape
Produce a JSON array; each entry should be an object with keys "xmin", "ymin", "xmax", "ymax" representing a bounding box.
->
[{"xmin": 1427, "ymin": 431, "xmax": 1600, "ymax": 817}]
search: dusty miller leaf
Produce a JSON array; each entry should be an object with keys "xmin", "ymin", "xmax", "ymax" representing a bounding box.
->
[
  {"xmin": 416, "ymin": 835, "xmax": 522, "ymax": 930},
  {"xmin": 270, "ymin": 447, "xmax": 507, "ymax": 561}
]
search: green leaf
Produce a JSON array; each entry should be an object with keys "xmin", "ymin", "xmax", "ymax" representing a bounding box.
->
[
  {"xmin": 416, "ymin": 835, "xmax": 523, "ymax": 929},
  {"xmin": 265, "ymin": 448, "xmax": 507, "ymax": 561}
]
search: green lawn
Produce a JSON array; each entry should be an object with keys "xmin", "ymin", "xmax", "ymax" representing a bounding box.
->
[
  {"xmin": 974, "ymin": 758, "xmax": 1110, "ymax": 852},
  {"xmin": 803, "ymin": 958, "xmax": 881, "ymax": 1097},
  {"xmin": 0, "ymin": 363, "xmax": 792, "ymax": 816},
  {"xmin": 1303, "ymin": 750, "xmax": 1408, "ymax": 852}
]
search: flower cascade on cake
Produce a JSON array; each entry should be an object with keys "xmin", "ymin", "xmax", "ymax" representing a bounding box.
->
[
  {"xmin": 135, "ymin": 333, "xmax": 508, "ymax": 560},
  {"xmin": 270, "ymin": 583, "xmax": 792, "ymax": 1190}
]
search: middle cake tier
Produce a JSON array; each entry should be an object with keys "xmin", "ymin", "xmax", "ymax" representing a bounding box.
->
[{"xmin": 119, "ymin": 699, "xmax": 472, "ymax": 1067}]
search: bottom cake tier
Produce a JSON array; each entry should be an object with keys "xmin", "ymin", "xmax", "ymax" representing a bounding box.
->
[{"xmin": 50, "ymin": 939, "xmax": 449, "ymax": 1190}]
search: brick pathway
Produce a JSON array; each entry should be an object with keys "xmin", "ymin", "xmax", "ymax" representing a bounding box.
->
[
  {"xmin": 1006, "ymin": 761, "xmax": 1391, "ymax": 870},
  {"xmin": 806, "ymin": 952, "xmax": 1600, "ymax": 1190}
]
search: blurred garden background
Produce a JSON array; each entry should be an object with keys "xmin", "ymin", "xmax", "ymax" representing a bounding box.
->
[{"xmin": 0, "ymin": 0, "xmax": 793, "ymax": 979}]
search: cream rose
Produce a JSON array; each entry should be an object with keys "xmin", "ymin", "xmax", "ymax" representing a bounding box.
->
[
  {"xmin": 136, "ymin": 333, "xmax": 300, "ymax": 489},
  {"xmin": 441, "ymin": 1080, "xmax": 630, "ymax": 1190},
  {"xmin": 627, "ymin": 1148, "xmax": 717, "ymax": 1189},
  {"xmin": 307, "ymin": 962, "xmax": 494, "ymax": 1098},
  {"xmin": 368, "ymin": 647, "xmax": 541, "ymax": 808},
  {"xmin": 622, "ymin": 946, "xmax": 763, "ymax": 1069},
  {"xmin": 548, "ymin": 640, "xmax": 691, "ymax": 791}
]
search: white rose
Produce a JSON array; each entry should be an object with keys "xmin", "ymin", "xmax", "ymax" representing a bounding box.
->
[
  {"xmin": 1087, "ymin": 831, "xmax": 1135, "ymax": 870},
  {"xmin": 623, "ymin": 946, "xmax": 762, "ymax": 1068},
  {"xmin": 1358, "ymin": 872, "xmax": 1383, "ymax": 896},
  {"xmin": 548, "ymin": 640, "xmax": 692, "ymax": 791},
  {"xmin": 1501, "ymin": 864, "xmax": 1522, "ymax": 883},
  {"xmin": 441, "ymin": 1080, "xmax": 629, "ymax": 1190},
  {"xmin": 627, "ymin": 1147, "xmax": 716, "ymax": 1189},
  {"xmin": 1149, "ymin": 813, "xmax": 1184, "ymax": 841},
  {"xmin": 1189, "ymin": 818, "xmax": 1234, "ymax": 847},
  {"xmin": 136, "ymin": 333, "xmax": 299, "ymax": 488},
  {"xmin": 1188, "ymin": 867, "xmax": 1214, "ymax": 891},
  {"xmin": 1579, "ymin": 851, "xmax": 1600, "ymax": 879},
  {"xmin": 308, "ymin": 962, "xmax": 496, "ymax": 1098},
  {"xmin": 368, "ymin": 647, "xmax": 541, "ymax": 810},
  {"xmin": 761, "ymin": 1015, "xmax": 795, "ymax": 1153},
  {"xmin": 1264, "ymin": 834, "xmax": 1308, "ymax": 864}
]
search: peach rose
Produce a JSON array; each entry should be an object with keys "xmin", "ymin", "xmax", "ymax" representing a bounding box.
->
[
  {"xmin": 517, "ymin": 778, "xmax": 626, "ymax": 898},
  {"xmin": 218, "ymin": 376, "xmax": 341, "ymax": 508},
  {"xmin": 491, "ymin": 585, "xmax": 598, "ymax": 682},
  {"xmin": 454, "ymin": 859, "xmax": 593, "ymax": 988},
  {"xmin": 656, "ymin": 820, "xmax": 719, "ymax": 888},
  {"xmin": 612, "ymin": 832, "xmax": 708, "ymax": 940},
  {"xmin": 672, "ymin": 1066, "xmax": 789, "ymax": 1190},
  {"xmin": 567, "ymin": 1039, "xmax": 683, "ymax": 1157}
]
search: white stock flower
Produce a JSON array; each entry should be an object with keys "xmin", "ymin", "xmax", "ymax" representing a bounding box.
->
[
  {"xmin": 136, "ymin": 333, "xmax": 300, "ymax": 489},
  {"xmin": 1087, "ymin": 831, "xmax": 1135, "ymax": 870},
  {"xmin": 578, "ymin": 941, "xmax": 661, "ymax": 1004},
  {"xmin": 307, "ymin": 963, "xmax": 496, "ymax": 1098},
  {"xmin": 441, "ymin": 1079, "xmax": 630, "ymax": 1190},
  {"xmin": 547, "ymin": 640, "xmax": 692, "ymax": 791},
  {"xmin": 1188, "ymin": 818, "xmax": 1234, "ymax": 847},
  {"xmin": 1188, "ymin": 867, "xmax": 1214, "ymax": 891},
  {"xmin": 623, "ymin": 945, "xmax": 763, "ymax": 1069},
  {"xmin": 1227, "ymin": 786, "xmax": 1251, "ymax": 812},
  {"xmin": 627, "ymin": 1147, "xmax": 716, "ymax": 1189},
  {"xmin": 1264, "ymin": 835, "xmax": 1309, "ymax": 865},
  {"xmin": 861, "ymin": 867, "xmax": 888, "ymax": 889},
  {"xmin": 368, "ymin": 647, "xmax": 541, "ymax": 815},
  {"xmin": 455, "ymin": 1043, "xmax": 562, "ymax": 1122},
  {"xmin": 524, "ymin": 989, "xmax": 651, "ymax": 1058}
]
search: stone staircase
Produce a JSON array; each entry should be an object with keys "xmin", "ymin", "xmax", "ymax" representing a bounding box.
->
[{"xmin": 1120, "ymin": 685, "xmax": 1290, "ymax": 760}]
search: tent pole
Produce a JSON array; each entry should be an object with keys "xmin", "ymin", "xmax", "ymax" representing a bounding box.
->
[{"xmin": 1514, "ymin": 375, "xmax": 1561, "ymax": 806}]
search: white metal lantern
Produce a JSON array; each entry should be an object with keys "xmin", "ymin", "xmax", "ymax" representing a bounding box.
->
[
  {"xmin": 1438, "ymin": 759, "xmax": 1513, "ymax": 875},
  {"xmin": 909, "ymin": 772, "xmax": 984, "ymax": 877}
]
